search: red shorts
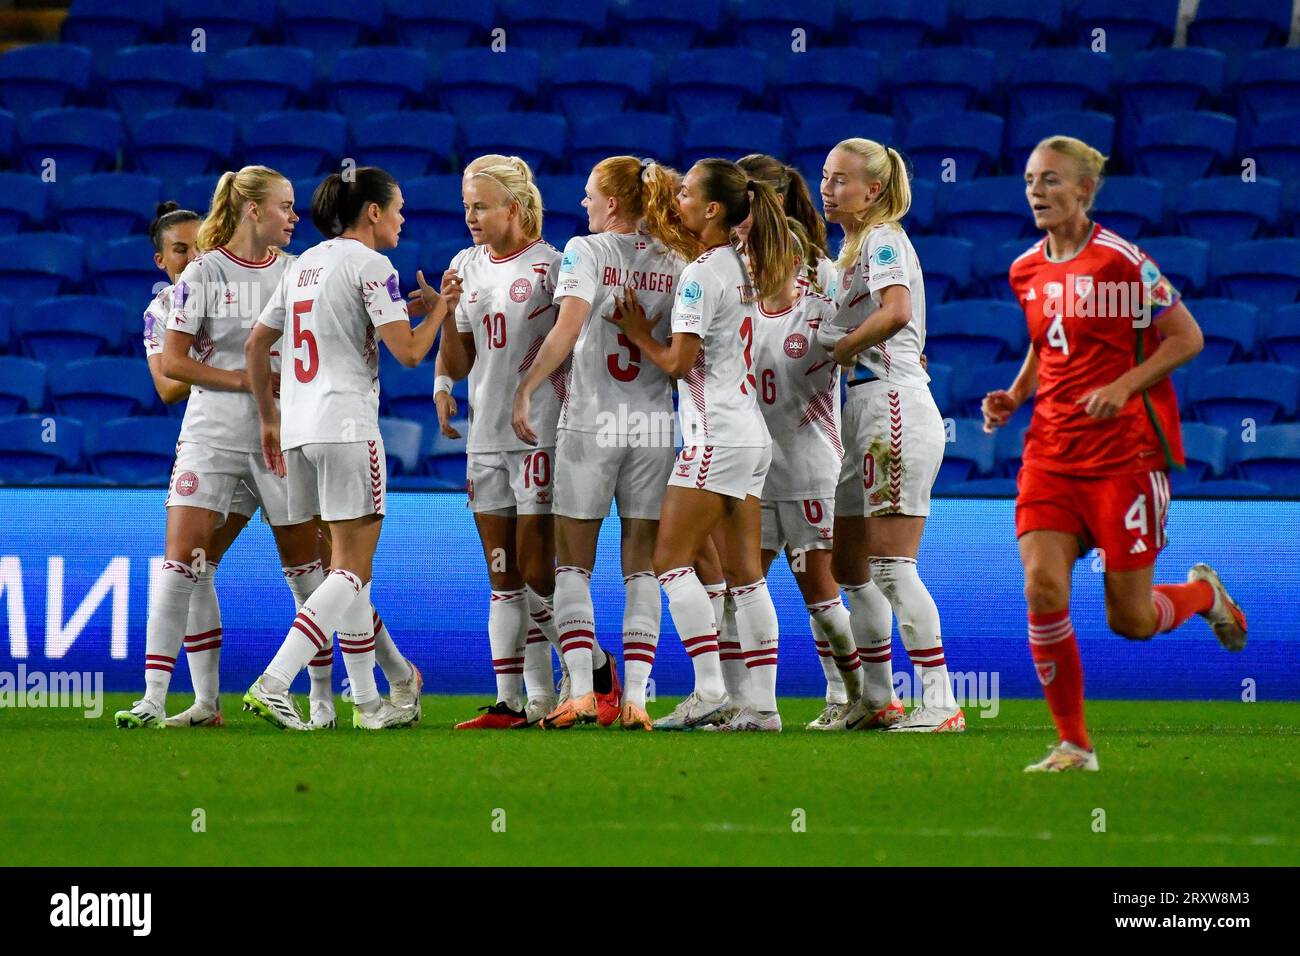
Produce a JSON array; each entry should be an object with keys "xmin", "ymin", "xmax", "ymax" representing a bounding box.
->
[{"xmin": 1015, "ymin": 465, "xmax": 1172, "ymax": 572}]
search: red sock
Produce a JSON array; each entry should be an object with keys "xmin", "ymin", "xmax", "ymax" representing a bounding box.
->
[
  {"xmin": 1151, "ymin": 581, "xmax": 1214, "ymax": 633},
  {"xmin": 1028, "ymin": 609, "xmax": 1090, "ymax": 751}
]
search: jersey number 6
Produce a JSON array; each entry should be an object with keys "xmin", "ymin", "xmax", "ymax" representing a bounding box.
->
[{"xmin": 292, "ymin": 299, "xmax": 319, "ymax": 384}]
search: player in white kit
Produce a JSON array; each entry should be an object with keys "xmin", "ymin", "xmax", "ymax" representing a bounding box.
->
[
  {"xmin": 510, "ymin": 155, "xmax": 701, "ymax": 731},
  {"xmin": 737, "ymin": 154, "xmax": 838, "ymax": 298},
  {"xmin": 243, "ymin": 166, "xmax": 456, "ymax": 730},
  {"xmin": 437, "ymin": 156, "xmax": 568, "ymax": 730},
  {"xmin": 818, "ymin": 139, "xmax": 964, "ymax": 733},
  {"xmin": 610, "ymin": 158, "xmax": 791, "ymax": 731}
]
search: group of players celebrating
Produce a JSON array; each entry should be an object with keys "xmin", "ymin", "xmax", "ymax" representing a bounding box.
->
[{"xmin": 114, "ymin": 131, "xmax": 1248, "ymax": 772}]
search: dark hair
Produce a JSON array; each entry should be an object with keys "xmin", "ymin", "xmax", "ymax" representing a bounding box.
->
[
  {"xmin": 312, "ymin": 167, "xmax": 398, "ymax": 237},
  {"xmin": 737, "ymin": 153, "xmax": 829, "ymax": 262},
  {"xmin": 694, "ymin": 158, "xmax": 792, "ymax": 300},
  {"xmin": 149, "ymin": 201, "xmax": 200, "ymax": 253}
]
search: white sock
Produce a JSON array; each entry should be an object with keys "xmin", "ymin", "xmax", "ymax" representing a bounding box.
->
[
  {"xmin": 489, "ymin": 588, "xmax": 527, "ymax": 710},
  {"xmin": 144, "ymin": 560, "xmax": 199, "ymax": 708},
  {"xmin": 524, "ymin": 586, "xmax": 558, "ymax": 702},
  {"xmin": 658, "ymin": 567, "xmax": 724, "ymax": 699},
  {"xmin": 283, "ymin": 558, "xmax": 327, "ymax": 609},
  {"xmin": 717, "ymin": 594, "xmax": 751, "ymax": 707},
  {"xmin": 307, "ymin": 641, "xmax": 334, "ymax": 704},
  {"xmin": 554, "ymin": 566, "xmax": 596, "ymax": 697},
  {"xmin": 844, "ymin": 580, "xmax": 895, "ymax": 707},
  {"xmin": 265, "ymin": 568, "xmax": 362, "ymax": 692},
  {"xmin": 183, "ymin": 560, "xmax": 222, "ymax": 708},
  {"xmin": 870, "ymin": 557, "xmax": 956, "ymax": 709},
  {"xmin": 283, "ymin": 559, "xmax": 334, "ymax": 703},
  {"xmin": 622, "ymin": 571, "xmax": 660, "ymax": 708},
  {"xmin": 812, "ymin": 627, "xmax": 847, "ymax": 704},
  {"xmin": 370, "ymin": 606, "xmax": 412, "ymax": 685},
  {"xmin": 808, "ymin": 597, "xmax": 862, "ymax": 701},
  {"xmin": 731, "ymin": 579, "xmax": 779, "ymax": 713},
  {"xmin": 339, "ymin": 581, "xmax": 379, "ymax": 710}
]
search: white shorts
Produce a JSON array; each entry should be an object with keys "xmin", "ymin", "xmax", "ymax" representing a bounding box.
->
[
  {"xmin": 166, "ymin": 441, "xmax": 288, "ymax": 525},
  {"xmin": 667, "ymin": 444, "xmax": 771, "ymax": 501},
  {"xmin": 467, "ymin": 448, "xmax": 554, "ymax": 515},
  {"xmin": 285, "ymin": 439, "xmax": 387, "ymax": 523},
  {"xmin": 554, "ymin": 428, "xmax": 674, "ymax": 520},
  {"xmin": 835, "ymin": 382, "xmax": 945, "ymax": 518},
  {"xmin": 761, "ymin": 497, "xmax": 835, "ymax": 555}
]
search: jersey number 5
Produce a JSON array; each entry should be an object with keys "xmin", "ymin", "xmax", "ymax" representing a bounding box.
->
[
  {"xmin": 293, "ymin": 299, "xmax": 318, "ymax": 383},
  {"xmin": 607, "ymin": 332, "xmax": 641, "ymax": 382}
]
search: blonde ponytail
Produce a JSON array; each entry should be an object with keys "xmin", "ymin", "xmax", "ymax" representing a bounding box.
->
[
  {"xmin": 833, "ymin": 140, "xmax": 912, "ymax": 274},
  {"xmin": 196, "ymin": 165, "xmax": 289, "ymax": 252}
]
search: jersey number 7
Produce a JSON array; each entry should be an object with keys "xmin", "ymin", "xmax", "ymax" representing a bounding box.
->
[{"xmin": 293, "ymin": 299, "xmax": 319, "ymax": 383}]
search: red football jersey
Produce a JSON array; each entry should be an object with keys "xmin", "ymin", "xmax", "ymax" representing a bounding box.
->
[{"xmin": 1008, "ymin": 223, "xmax": 1185, "ymax": 477}]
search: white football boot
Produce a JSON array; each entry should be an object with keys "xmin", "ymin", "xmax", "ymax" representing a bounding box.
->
[
  {"xmin": 308, "ymin": 698, "xmax": 337, "ymax": 730},
  {"xmin": 163, "ymin": 699, "xmax": 223, "ymax": 728},
  {"xmin": 842, "ymin": 695, "xmax": 906, "ymax": 731},
  {"xmin": 1024, "ymin": 741, "xmax": 1100, "ymax": 773},
  {"xmin": 388, "ymin": 661, "xmax": 423, "ymax": 723},
  {"xmin": 352, "ymin": 699, "xmax": 418, "ymax": 730},
  {"xmin": 701, "ymin": 706, "xmax": 782, "ymax": 732},
  {"xmin": 242, "ymin": 677, "xmax": 309, "ymax": 731},
  {"xmin": 1187, "ymin": 563, "xmax": 1247, "ymax": 652},
  {"xmin": 524, "ymin": 696, "xmax": 557, "ymax": 727},
  {"xmin": 891, "ymin": 704, "xmax": 966, "ymax": 733},
  {"xmin": 807, "ymin": 700, "xmax": 850, "ymax": 730},
  {"xmin": 650, "ymin": 691, "xmax": 732, "ymax": 731},
  {"xmin": 114, "ymin": 697, "xmax": 166, "ymax": 729}
]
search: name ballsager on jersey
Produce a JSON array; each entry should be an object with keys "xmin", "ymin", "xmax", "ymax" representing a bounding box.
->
[{"xmin": 1036, "ymin": 274, "xmax": 1161, "ymax": 328}]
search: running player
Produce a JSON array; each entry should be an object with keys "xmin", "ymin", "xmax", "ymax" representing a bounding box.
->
[
  {"xmin": 610, "ymin": 159, "xmax": 789, "ymax": 732},
  {"xmin": 511, "ymin": 156, "xmax": 700, "ymax": 731},
  {"xmin": 243, "ymin": 166, "xmax": 455, "ymax": 730},
  {"xmin": 984, "ymin": 136, "xmax": 1245, "ymax": 772},
  {"xmin": 818, "ymin": 139, "xmax": 964, "ymax": 733},
  {"xmin": 736, "ymin": 154, "xmax": 837, "ymax": 297},
  {"xmin": 438, "ymin": 156, "xmax": 566, "ymax": 730}
]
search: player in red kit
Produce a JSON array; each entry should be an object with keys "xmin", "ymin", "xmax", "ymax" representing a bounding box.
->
[{"xmin": 984, "ymin": 136, "xmax": 1248, "ymax": 773}]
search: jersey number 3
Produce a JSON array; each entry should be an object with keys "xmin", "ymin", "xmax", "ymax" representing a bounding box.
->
[
  {"xmin": 607, "ymin": 332, "xmax": 641, "ymax": 382},
  {"xmin": 293, "ymin": 299, "xmax": 319, "ymax": 384}
]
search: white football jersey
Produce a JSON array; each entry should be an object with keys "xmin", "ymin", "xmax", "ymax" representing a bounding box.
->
[
  {"xmin": 258, "ymin": 238, "xmax": 409, "ymax": 450},
  {"xmin": 818, "ymin": 224, "xmax": 929, "ymax": 389},
  {"xmin": 452, "ymin": 238, "xmax": 563, "ymax": 453},
  {"xmin": 670, "ymin": 244, "xmax": 770, "ymax": 449},
  {"xmin": 554, "ymin": 231, "xmax": 684, "ymax": 435},
  {"xmin": 142, "ymin": 284, "xmax": 173, "ymax": 358},
  {"xmin": 753, "ymin": 291, "xmax": 843, "ymax": 499},
  {"xmin": 167, "ymin": 247, "xmax": 291, "ymax": 452},
  {"xmin": 814, "ymin": 256, "xmax": 838, "ymax": 300}
]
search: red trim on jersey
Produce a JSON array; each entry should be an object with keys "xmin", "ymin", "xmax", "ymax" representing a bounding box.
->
[
  {"xmin": 758, "ymin": 301, "xmax": 796, "ymax": 318},
  {"xmin": 488, "ymin": 238, "xmax": 544, "ymax": 264},
  {"xmin": 216, "ymin": 246, "xmax": 277, "ymax": 269}
]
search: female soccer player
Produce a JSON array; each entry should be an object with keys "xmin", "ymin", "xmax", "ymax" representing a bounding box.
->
[
  {"xmin": 736, "ymin": 154, "xmax": 836, "ymax": 297},
  {"xmin": 511, "ymin": 156, "xmax": 699, "ymax": 731},
  {"xmin": 437, "ymin": 156, "xmax": 567, "ymax": 730},
  {"xmin": 610, "ymin": 158, "xmax": 789, "ymax": 732},
  {"xmin": 751, "ymin": 217, "xmax": 862, "ymax": 729},
  {"xmin": 243, "ymin": 166, "xmax": 456, "ymax": 730},
  {"xmin": 983, "ymin": 136, "xmax": 1246, "ymax": 772},
  {"xmin": 818, "ymin": 139, "xmax": 964, "ymax": 734}
]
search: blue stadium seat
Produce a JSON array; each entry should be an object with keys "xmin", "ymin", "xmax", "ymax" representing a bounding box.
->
[
  {"xmin": 400, "ymin": 176, "xmax": 470, "ymax": 245},
  {"xmin": 243, "ymin": 111, "xmax": 348, "ymax": 179},
  {"xmin": 383, "ymin": 364, "xmax": 437, "ymax": 422},
  {"xmin": 1187, "ymin": 300, "xmax": 1260, "ymax": 367},
  {"xmin": 20, "ymin": 108, "xmax": 122, "ymax": 179},
  {"xmin": 1247, "ymin": 112, "xmax": 1300, "ymax": 195},
  {"xmin": 105, "ymin": 46, "xmax": 205, "ymax": 132},
  {"xmin": 425, "ymin": 239, "xmax": 472, "ymax": 275},
  {"xmin": 944, "ymin": 178, "xmax": 1034, "ymax": 244},
  {"xmin": 1006, "ymin": 111, "xmax": 1117, "ymax": 174},
  {"xmin": 1119, "ymin": 50, "xmax": 1227, "ymax": 125},
  {"xmin": 1264, "ymin": 304, "xmax": 1300, "ymax": 366},
  {"xmin": 169, "ymin": 0, "xmax": 275, "ymax": 49},
  {"xmin": 438, "ymin": 49, "xmax": 540, "ymax": 120},
  {"xmin": 959, "ymin": 0, "xmax": 1063, "ymax": 55},
  {"xmin": 382, "ymin": 240, "xmax": 423, "ymax": 298},
  {"xmin": 131, "ymin": 109, "xmax": 236, "ymax": 185},
  {"xmin": 209, "ymin": 48, "xmax": 315, "ymax": 124},
  {"xmin": 665, "ymin": 49, "xmax": 768, "ymax": 121},
  {"xmin": 549, "ymin": 49, "xmax": 655, "ymax": 122},
  {"xmin": 421, "ymin": 421, "xmax": 468, "ymax": 488},
  {"xmin": 943, "ymin": 477, "xmax": 1019, "ymax": 496},
  {"xmin": 91, "ymin": 237, "xmax": 162, "ymax": 304},
  {"xmin": 903, "ymin": 178, "xmax": 937, "ymax": 235},
  {"xmin": 50, "ymin": 356, "xmax": 158, "ymax": 422},
  {"xmin": 928, "ymin": 300, "xmax": 1027, "ymax": 367},
  {"xmin": 0, "ymin": 358, "xmax": 46, "ymax": 417},
  {"xmin": 993, "ymin": 423, "xmax": 1030, "ymax": 475},
  {"xmin": 0, "ymin": 414, "xmax": 85, "ymax": 482},
  {"xmin": 0, "ymin": 299, "xmax": 12, "ymax": 354},
  {"xmin": 906, "ymin": 112, "xmax": 1003, "ymax": 180},
  {"xmin": 682, "ymin": 113, "xmax": 788, "ymax": 168},
  {"xmin": 397, "ymin": 2, "xmax": 496, "ymax": 53},
  {"xmin": 616, "ymin": 0, "xmax": 720, "ymax": 55},
  {"xmin": 791, "ymin": 113, "xmax": 896, "ymax": 176},
  {"xmin": 1140, "ymin": 237, "xmax": 1209, "ymax": 295},
  {"xmin": 18, "ymin": 297, "xmax": 126, "ymax": 363},
  {"xmin": 972, "ymin": 239, "xmax": 1031, "ymax": 300},
  {"xmin": 0, "ymin": 43, "xmax": 92, "ymax": 113},
  {"xmin": 502, "ymin": 0, "xmax": 610, "ymax": 54},
  {"xmin": 1176, "ymin": 479, "xmax": 1273, "ymax": 498},
  {"xmin": 1067, "ymin": 0, "xmax": 1178, "ymax": 55},
  {"xmin": 0, "ymin": 109, "xmax": 14, "ymax": 167},
  {"xmin": 734, "ymin": 0, "xmax": 836, "ymax": 54},
  {"xmin": 1176, "ymin": 177, "xmax": 1282, "ymax": 242},
  {"xmin": 328, "ymin": 48, "xmax": 431, "ymax": 122},
  {"xmin": 1188, "ymin": 363, "xmax": 1300, "ymax": 430},
  {"xmin": 1135, "ymin": 112, "xmax": 1237, "ymax": 183},
  {"xmin": 1092, "ymin": 177, "xmax": 1166, "ymax": 238},
  {"xmin": 88, "ymin": 416, "xmax": 181, "ymax": 484},
  {"xmin": 888, "ymin": 48, "xmax": 996, "ymax": 121},
  {"xmin": 0, "ymin": 171, "xmax": 48, "ymax": 232},
  {"xmin": 463, "ymin": 112, "xmax": 568, "ymax": 173},
  {"xmin": 934, "ymin": 419, "xmax": 996, "ymax": 489},
  {"xmin": 535, "ymin": 175, "xmax": 587, "ymax": 241},
  {"xmin": 925, "ymin": 362, "xmax": 956, "ymax": 416},
  {"xmin": 1175, "ymin": 422, "xmax": 1230, "ymax": 484},
  {"xmin": 279, "ymin": 0, "xmax": 384, "ymax": 65},
  {"xmin": 953, "ymin": 361, "xmax": 1030, "ymax": 419},
  {"xmin": 354, "ymin": 112, "xmax": 457, "ymax": 179},
  {"xmin": 1213, "ymin": 239, "xmax": 1300, "ymax": 307},
  {"xmin": 378, "ymin": 417, "xmax": 423, "ymax": 476},
  {"xmin": 845, "ymin": 1, "xmax": 950, "ymax": 74},
  {"xmin": 1007, "ymin": 50, "xmax": 1114, "ymax": 117},
  {"xmin": 1233, "ymin": 424, "xmax": 1300, "ymax": 493},
  {"xmin": 1237, "ymin": 50, "xmax": 1300, "ymax": 127},
  {"xmin": 0, "ymin": 234, "xmax": 84, "ymax": 301},
  {"xmin": 54, "ymin": 173, "xmax": 161, "ymax": 240},
  {"xmin": 771, "ymin": 50, "xmax": 880, "ymax": 120},
  {"xmin": 911, "ymin": 236, "xmax": 974, "ymax": 303},
  {"xmin": 571, "ymin": 113, "xmax": 679, "ymax": 171},
  {"xmin": 1188, "ymin": 0, "xmax": 1292, "ymax": 58},
  {"xmin": 63, "ymin": 1, "xmax": 164, "ymax": 64}
]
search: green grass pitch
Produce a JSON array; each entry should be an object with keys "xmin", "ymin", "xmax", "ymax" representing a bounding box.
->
[{"xmin": 4, "ymin": 694, "xmax": 1298, "ymax": 867}]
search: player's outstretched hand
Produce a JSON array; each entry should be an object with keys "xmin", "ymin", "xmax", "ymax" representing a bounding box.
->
[
  {"xmin": 1077, "ymin": 381, "xmax": 1130, "ymax": 420},
  {"xmin": 511, "ymin": 387, "xmax": 537, "ymax": 446},
  {"xmin": 981, "ymin": 390, "xmax": 1019, "ymax": 433},
  {"xmin": 439, "ymin": 267, "xmax": 463, "ymax": 313},
  {"xmin": 607, "ymin": 286, "xmax": 657, "ymax": 342},
  {"xmin": 261, "ymin": 421, "xmax": 285, "ymax": 477},
  {"xmin": 435, "ymin": 391, "xmax": 461, "ymax": 439}
]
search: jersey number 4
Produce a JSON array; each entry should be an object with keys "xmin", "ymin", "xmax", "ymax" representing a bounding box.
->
[
  {"xmin": 292, "ymin": 299, "xmax": 319, "ymax": 383},
  {"xmin": 1046, "ymin": 314, "xmax": 1069, "ymax": 356}
]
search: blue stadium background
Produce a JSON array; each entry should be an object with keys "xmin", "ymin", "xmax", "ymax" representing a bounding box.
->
[{"xmin": 0, "ymin": 0, "xmax": 1296, "ymax": 700}]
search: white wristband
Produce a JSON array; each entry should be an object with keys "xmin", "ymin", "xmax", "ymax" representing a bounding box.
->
[{"xmin": 434, "ymin": 376, "xmax": 454, "ymax": 396}]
